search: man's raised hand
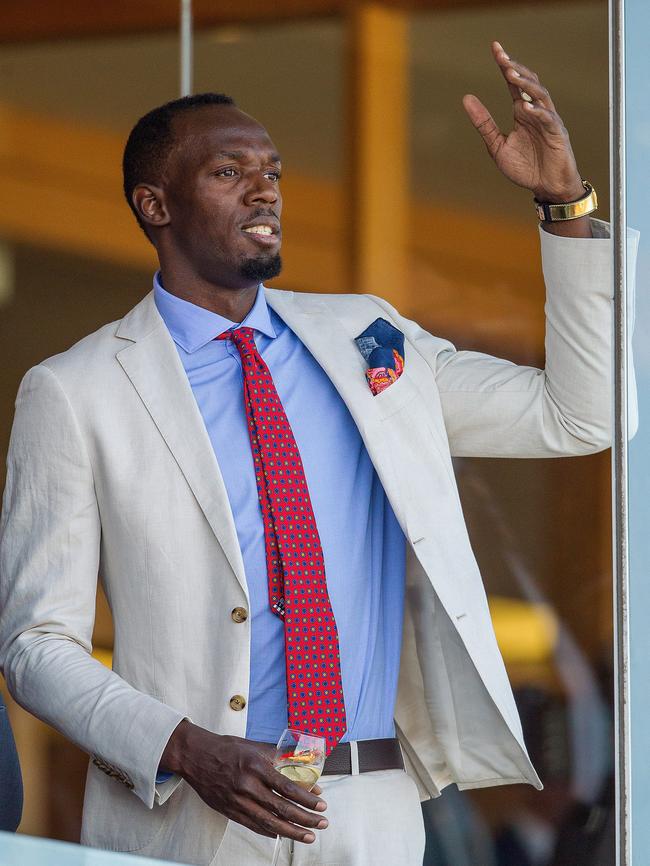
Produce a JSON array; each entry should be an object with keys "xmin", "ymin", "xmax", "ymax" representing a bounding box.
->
[{"xmin": 463, "ymin": 41, "xmax": 585, "ymax": 205}]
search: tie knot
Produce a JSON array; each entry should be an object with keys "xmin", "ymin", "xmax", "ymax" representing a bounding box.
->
[{"xmin": 217, "ymin": 326, "xmax": 256, "ymax": 354}]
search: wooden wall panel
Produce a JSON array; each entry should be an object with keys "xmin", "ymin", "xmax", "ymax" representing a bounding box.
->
[{"xmin": 0, "ymin": 0, "xmax": 573, "ymax": 44}]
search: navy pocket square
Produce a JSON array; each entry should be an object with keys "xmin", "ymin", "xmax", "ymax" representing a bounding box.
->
[{"xmin": 354, "ymin": 318, "xmax": 405, "ymax": 395}]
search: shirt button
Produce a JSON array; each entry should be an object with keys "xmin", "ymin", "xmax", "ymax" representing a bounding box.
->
[
  {"xmin": 229, "ymin": 695, "xmax": 247, "ymax": 711},
  {"xmin": 231, "ymin": 607, "xmax": 248, "ymax": 624}
]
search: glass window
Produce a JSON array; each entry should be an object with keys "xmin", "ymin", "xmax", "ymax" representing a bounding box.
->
[
  {"xmin": 0, "ymin": 6, "xmax": 627, "ymax": 861},
  {"xmin": 410, "ymin": 5, "xmax": 615, "ymax": 864}
]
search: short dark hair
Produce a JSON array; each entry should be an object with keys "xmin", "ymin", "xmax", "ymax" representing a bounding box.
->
[{"xmin": 122, "ymin": 92, "xmax": 236, "ymax": 234}]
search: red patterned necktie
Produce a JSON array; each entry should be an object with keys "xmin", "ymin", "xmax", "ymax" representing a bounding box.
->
[{"xmin": 218, "ymin": 326, "xmax": 347, "ymax": 754}]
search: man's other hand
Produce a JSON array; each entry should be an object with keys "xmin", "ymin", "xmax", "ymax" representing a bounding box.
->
[
  {"xmin": 463, "ymin": 41, "xmax": 585, "ymax": 204},
  {"xmin": 463, "ymin": 41, "xmax": 593, "ymax": 237},
  {"xmin": 160, "ymin": 720, "xmax": 328, "ymax": 843}
]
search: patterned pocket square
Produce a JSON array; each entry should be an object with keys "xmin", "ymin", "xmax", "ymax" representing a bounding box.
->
[{"xmin": 354, "ymin": 318, "xmax": 405, "ymax": 395}]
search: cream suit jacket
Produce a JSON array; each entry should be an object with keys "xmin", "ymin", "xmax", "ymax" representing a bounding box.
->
[{"xmin": 0, "ymin": 221, "xmax": 637, "ymax": 864}]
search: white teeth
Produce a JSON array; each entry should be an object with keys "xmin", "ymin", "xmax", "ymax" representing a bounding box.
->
[{"xmin": 243, "ymin": 225, "xmax": 273, "ymax": 235}]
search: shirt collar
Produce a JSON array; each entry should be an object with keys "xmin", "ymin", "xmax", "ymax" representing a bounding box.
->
[{"xmin": 153, "ymin": 272, "xmax": 277, "ymax": 353}]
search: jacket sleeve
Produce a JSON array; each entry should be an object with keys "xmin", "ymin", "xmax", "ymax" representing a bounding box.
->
[
  {"xmin": 370, "ymin": 219, "xmax": 639, "ymax": 458},
  {"xmin": 0, "ymin": 364, "xmax": 186, "ymax": 809}
]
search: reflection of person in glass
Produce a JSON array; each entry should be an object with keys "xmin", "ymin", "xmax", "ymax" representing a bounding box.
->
[{"xmin": 0, "ymin": 41, "xmax": 625, "ymax": 866}]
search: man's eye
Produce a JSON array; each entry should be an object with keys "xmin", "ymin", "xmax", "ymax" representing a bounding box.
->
[
  {"xmin": 215, "ymin": 168, "xmax": 237, "ymax": 177},
  {"xmin": 265, "ymin": 171, "xmax": 281, "ymax": 182}
]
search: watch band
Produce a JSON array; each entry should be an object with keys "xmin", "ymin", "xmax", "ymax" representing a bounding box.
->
[{"xmin": 534, "ymin": 180, "xmax": 598, "ymax": 222}]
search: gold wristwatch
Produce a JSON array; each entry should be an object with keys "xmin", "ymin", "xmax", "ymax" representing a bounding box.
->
[{"xmin": 534, "ymin": 180, "xmax": 598, "ymax": 222}]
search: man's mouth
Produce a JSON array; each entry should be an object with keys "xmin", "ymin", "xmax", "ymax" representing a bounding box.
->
[
  {"xmin": 242, "ymin": 225, "xmax": 275, "ymax": 236},
  {"xmin": 241, "ymin": 219, "xmax": 281, "ymax": 246}
]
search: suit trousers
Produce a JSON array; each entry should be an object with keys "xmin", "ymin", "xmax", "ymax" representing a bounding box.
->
[{"xmin": 210, "ymin": 767, "xmax": 426, "ymax": 866}]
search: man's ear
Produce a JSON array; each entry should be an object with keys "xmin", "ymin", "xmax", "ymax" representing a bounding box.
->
[{"xmin": 132, "ymin": 183, "xmax": 170, "ymax": 230}]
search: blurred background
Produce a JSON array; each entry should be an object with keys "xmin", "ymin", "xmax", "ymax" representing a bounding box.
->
[{"xmin": 0, "ymin": 1, "xmax": 615, "ymax": 864}]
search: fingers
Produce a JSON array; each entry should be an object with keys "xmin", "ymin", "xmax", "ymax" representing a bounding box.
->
[
  {"xmin": 462, "ymin": 94, "xmax": 505, "ymax": 159},
  {"xmin": 515, "ymin": 102, "xmax": 566, "ymax": 135},
  {"xmin": 252, "ymin": 787, "xmax": 329, "ymax": 832},
  {"xmin": 506, "ymin": 73, "xmax": 565, "ymax": 135},
  {"xmin": 491, "ymin": 40, "xmax": 523, "ymax": 102},
  {"xmin": 245, "ymin": 743, "xmax": 326, "ymax": 811},
  {"xmin": 491, "ymin": 40, "xmax": 557, "ymax": 113},
  {"xmin": 492, "ymin": 39, "xmax": 540, "ymax": 83},
  {"xmin": 231, "ymin": 764, "xmax": 330, "ymax": 842},
  {"xmin": 252, "ymin": 772, "xmax": 329, "ymax": 828},
  {"xmin": 229, "ymin": 802, "xmax": 315, "ymax": 843},
  {"xmin": 269, "ymin": 769, "xmax": 327, "ymax": 812},
  {"xmin": 230, "ymin": 792, "xmax": 325, "ymax": 843},
  {"xmin": 227, "ymin": 807, "xmax": 278, "ymax": 840},
  {"xmin": 507, "ymin": 70, "xmax": 556, "ymax": 114}
]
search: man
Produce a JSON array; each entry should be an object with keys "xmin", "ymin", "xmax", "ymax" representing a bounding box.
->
[{"xmin": 0, "ymin": 42, "xmax": 627, "ymax": 865}]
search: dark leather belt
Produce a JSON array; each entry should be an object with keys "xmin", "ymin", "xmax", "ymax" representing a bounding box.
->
[{"xmin": 321, "ymin": 737, "xmax": 404, "ymax": 775}]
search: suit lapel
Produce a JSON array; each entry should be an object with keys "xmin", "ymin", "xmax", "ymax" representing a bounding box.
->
[
  {"xmin": 265, "ymin": 288, "xmax": 413, "ymax": 539},
  {"xmin": 266, "ymin": 289, "xmax": 373, "ymax": 429},
  {"xmin": 115, "ymin": 293, "xmax": 248, "ymax": 598}
]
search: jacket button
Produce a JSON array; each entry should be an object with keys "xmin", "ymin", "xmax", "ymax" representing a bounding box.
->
[
  {"xmin": 231, "ymin": 607, "xmax": 248, "ymax": 623},
  {"xmin": 229, "ymin": 694, "xmax": 246, "ymax": 711}
]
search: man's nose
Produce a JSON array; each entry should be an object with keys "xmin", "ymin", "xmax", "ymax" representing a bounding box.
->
[{"xmin": 243, "ymin": 173, "xmax": 278, "ymax": 206}]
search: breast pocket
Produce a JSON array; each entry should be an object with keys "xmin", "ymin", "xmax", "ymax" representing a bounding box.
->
[{"xmin": 373, "ymin": 371, "xmax": 422, "ymax": 419}]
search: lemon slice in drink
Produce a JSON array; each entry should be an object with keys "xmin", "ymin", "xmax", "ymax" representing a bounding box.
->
[{"xmin": 278, "ymin": 764, "xmax": 320, "ymax": 789}]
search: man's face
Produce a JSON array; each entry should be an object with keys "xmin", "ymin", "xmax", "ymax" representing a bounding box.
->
[{"xmin": 161, "ymin": 105, "xmax": 283, "ymax": 289}]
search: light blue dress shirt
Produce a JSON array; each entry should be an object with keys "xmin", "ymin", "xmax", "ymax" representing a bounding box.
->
[{"xmin": 154, "ymin": 276, "xmax": 406, "ymax": 745}]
